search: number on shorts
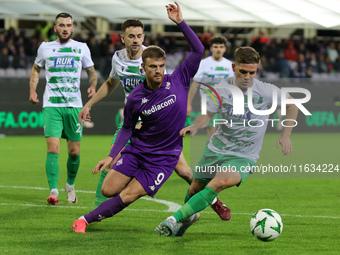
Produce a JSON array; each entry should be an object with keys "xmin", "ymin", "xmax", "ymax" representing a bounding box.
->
[
  {"xmin": 76, "ymin": 123, "xmax": 82, "ymax": 133},
  {"xmin": 155, "ymin": 173, "xmax": 164, "ymax": 186}
]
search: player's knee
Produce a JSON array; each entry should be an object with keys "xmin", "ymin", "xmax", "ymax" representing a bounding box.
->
[
  {"xmin": 120, "ymin": 193, "xmax": 140, "ymax": 205},
  {"xmin": 68, "ymin": 149, "xmax": 79, "ymax": 157},
  {"xmin": 209, "ymin": 178, "xmax": 239, "ymax": 193},
  {"xmin": 174, "ymin": 165, "xmax": 191, "ymax": 179},
  {"xmin": 101, "ymin": 186, "xmax": 118, "ymax": 198}
]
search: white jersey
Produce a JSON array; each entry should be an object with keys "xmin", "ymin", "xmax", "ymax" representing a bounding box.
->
[
  {"xmin": 193, "ymin": 56, "xmax": 234, "ymax": 98},
  {"xmin": 35, "ymin": 39, "xmax": 94, "ymax": 108},
  {"xmin": 110, "ymin": 46, "xmax": 147, "ymax": 104},
  {"xmin": 207, "ymin": 77, "xmax": 287, "ymax": 163}
]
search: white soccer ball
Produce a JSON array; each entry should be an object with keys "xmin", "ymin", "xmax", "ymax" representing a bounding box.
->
[{"xmin": 250, "ymin": 208, "xmax": 283, "ymax": 241}]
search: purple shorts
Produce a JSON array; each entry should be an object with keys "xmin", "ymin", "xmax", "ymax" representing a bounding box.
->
[{"xmin": 112, "ymin": 152, "xmax": 179, "ymax": 197}]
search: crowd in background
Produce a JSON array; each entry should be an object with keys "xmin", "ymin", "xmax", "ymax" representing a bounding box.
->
[{"xmin": 1, "ymin": 24, "xmax": 340, "ymax": 79}]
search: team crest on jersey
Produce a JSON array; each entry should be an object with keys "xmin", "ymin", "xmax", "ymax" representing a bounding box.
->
[
  {"xmin": 252, "ymin": 94, "xmax": 263, "ymax": 104},
  {"xmin": 165, "ymin": 82, "xmax": 171, "ymax": 90},
  {"xmin": 116, "ymin": 159, "xmax": 123, "ymax": 166},
  {"xmin": 72, "ymin": 48, "xmax": 80, "ymax": 53}
]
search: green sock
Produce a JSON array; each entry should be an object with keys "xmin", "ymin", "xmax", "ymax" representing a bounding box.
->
[
  {"xmin": 184, "ymin": 189, "xmax": 191, "ymax": 203},
  {"xmin": 173, "ymin": 186, "xmax": 217, "ymax": 222},
  {"xmin": 94, "ymin": 169, "xmax": 109, "ymax": 208},
  {"xmin": 67, "ymin": 154, "xmax": 80, "ymax": 185},
  {"xmin": 46, "ymin": 152, "xmax": 59, "ymax": 190}
]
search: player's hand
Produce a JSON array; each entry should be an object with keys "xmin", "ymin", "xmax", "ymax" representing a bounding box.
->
[
  {"xmin": 79, "ymin": 105, "xmax": 91, "ymax": 126},
  {"xmin": 29, "ymin": 91, "xmax": 39, "ymax": 104},
  {"xmin": 92, "ymin": 156, "xmax": 113, "ymax": 174},
  {"xmin": 135, "ymin": 121, "xmax": 142, "ymax": 129},
  {"xmin": 166, "ymin": 2, "xmax": 183, "ymax": 24},
  {"xmin": 180, "ymin": 125, "xmax": 198, "ymax": 138},
  {"xmin": 276, "ymin": 136, "xmax": 293, "ymax": 156},
  {"xmin": 87, "ymin": 86, "xmax": 96, "ymax": 98}
]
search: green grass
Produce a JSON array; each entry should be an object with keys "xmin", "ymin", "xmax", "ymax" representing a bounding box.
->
[{"xmin": 0, "ymin": 134, "xmax": 339, "ymax": 255}]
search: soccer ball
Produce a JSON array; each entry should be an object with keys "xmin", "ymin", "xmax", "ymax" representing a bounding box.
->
[{"xmin": 250, "ymin": 208, "xmax": 283, "ymax": 241}]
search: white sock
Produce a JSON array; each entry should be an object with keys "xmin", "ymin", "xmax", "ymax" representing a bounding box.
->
[
  {"xmin": 50, "ymin": 188, "xmax": 59, "ymax": 196},
  {"xmin": 66, "ymin": 183, "xmax": 75, "ymax": 189},
  {"xmin": 211, "ymin": 197, "xmax": 217, "ymax": 205},
  {"xmin": 188, "ymin": 214, "xmax": 196, "ymax": 222},
  {"xmin": 166, "ymin": 216, "xmax": 177, "ymax": 224},
  {"xmin": 79, "ymin": 215, "xmax": 88, "ymax": 224}
]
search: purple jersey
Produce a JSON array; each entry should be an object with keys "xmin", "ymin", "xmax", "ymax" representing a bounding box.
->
[{"xmin": 109, "ymin": 20, "xmax": 203, "ymax": 159}]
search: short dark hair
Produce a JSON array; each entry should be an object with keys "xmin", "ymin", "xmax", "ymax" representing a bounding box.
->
[
  {"xmin": 121, "ymin": 19, "xmax": 144, "ymax": 32},
  {"xmin": 234, "ymin": 47, "xmax": 260, "ymax": 64},
  {"xmin": 209, "ymin": 36, "xmax": 227, "ymax": 47},
  {"xmin": 142, "ymin": 46, "xmax": 166, "ymax": 63},
  {"xmin": 55, "ymin": 12, "xmax": 72, "ymax": 21}
]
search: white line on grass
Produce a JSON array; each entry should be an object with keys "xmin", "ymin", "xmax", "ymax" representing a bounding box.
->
[
  {"xmin": 0, "ymin": 185, "xmax": 339, "ymax": 219},
  {"xmin": 0, "ymin": 185, "xmax": 181, "ymax": 212}
]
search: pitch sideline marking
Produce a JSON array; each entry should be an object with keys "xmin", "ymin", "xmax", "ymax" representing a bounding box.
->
[
  {"xmin": 0, "ymin": 185, "xmax": 181, "ymax": 212},
  {"xmin": 0, "ymin": 185, "xmax": 339, "ymax": 219}
]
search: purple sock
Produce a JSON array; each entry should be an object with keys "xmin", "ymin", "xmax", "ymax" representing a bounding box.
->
[{"xmin": 84, "ymin": 195, "xmax": 127, "ymax": 223}]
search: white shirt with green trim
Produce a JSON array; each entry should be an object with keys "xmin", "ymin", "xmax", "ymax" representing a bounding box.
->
[
  {"xmin": 193, "ymin": 56, "xmax": 234, "ymax": 98},
  {"xmin": 35, "ymin": 39, "xmax": 94, "ymax": 108},
  {"xmin": 207, "ymin": 77, "xmax": 287, "ymax": 163},
  {"xmin": 109, "ymin": 46, "xmax": 147, "ymax": 104}
]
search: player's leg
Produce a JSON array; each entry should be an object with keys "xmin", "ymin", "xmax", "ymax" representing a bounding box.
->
[
  {"xmin": 174, "ymin": 152, "xmax": 193, "ymax": 184},
  {"xmin": 72, "ymin": 170, "xmax": 135, "ymax": 233},
  {"xmin": 46, "ymin": 137, "xmax": 61, "ymax": 205},
  {"xmin": 43, "ymin": 107, "xmax": 63, "ymax": 205},
  {"xmin": 158, "ymin": 170, "xmax": 241, "ymax": 237},
  {"xmin": 94, "ymin": 121, "xmax": 126, "ymax": 208},
  {"xmin": 65, "ymin": 140, "xmax": 80, "ymax": 203},
  {"xmin": 63, "ymin": 107, "xmax": 83, "ymax": 203}
]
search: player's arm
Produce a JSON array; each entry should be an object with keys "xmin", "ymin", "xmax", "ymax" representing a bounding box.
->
[
  {"xmin": 180, "ymin": 110, "xmax": 216, "ymax": 137},
  {"xmin": 85, "ymin": 65, "xmax": 98, "ymax": 98},
  {"xmin": 93, "ymin": 96, "xmax": 138, "ymax": 173},
  {"xmin": 29, "ymin": 63, "xmax": 42, "ymax": 104},
  {"xmin": 79, "ymin": 77, "xmax": 120, "ymax": 124},
  {"xmin": 187, "ymin": 80, "xmax": 199, "ymax": 115},
  {"xmin": 276, "ymin": 96, "xmax": 299, "ymax": 156}
]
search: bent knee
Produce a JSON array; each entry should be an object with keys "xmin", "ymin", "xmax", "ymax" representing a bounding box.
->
[{"xmin": 101, "ymin": 186, "xmax": 119, "ymax": 198}]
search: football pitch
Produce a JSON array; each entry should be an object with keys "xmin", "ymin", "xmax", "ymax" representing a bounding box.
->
[{"xmin": 0, "ymin": 133, "xmax": 339, "ymax": 255}]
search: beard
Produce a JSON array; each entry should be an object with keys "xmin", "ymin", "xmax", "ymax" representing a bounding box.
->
[{"xmin": 56, "ymin": 31, "xmax": 73, "ymax": 43}]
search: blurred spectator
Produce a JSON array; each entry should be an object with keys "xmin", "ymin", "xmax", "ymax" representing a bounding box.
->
[
  {"xmin": 293, "ymin": 53, "xmax": 308, "ymax": 78},
  {"xmin": 3, "ymin": 24, "xmax": 340, "ymax": 79},
  {"xmin": 317, "ymin": 54, "xmax": 329, "ymax": 73},
  {"xmin": 307, "ymin": 52, "xmax": 318, "ymax": 72},
  {"xmin": 325, "ymin": 56, "xmax": 335, "ymax": 73},
  {"xmin": 13, "ymin": 45, "xmax": 28, "ymax": 69},
  {"xmin": 109, "ymin": 26, "xmax": 120, "ymax": 46},
  {"xmin": 284, "ymin": 41, "xmax": 298, "ymax": 62},
  {"xmin": 200, "ymin": 30, "xmax": 213, "ymax": 49},
  {"xmin": 0, "ymin": 34, "xmax": 7, "ymax": 49},
  {"xmin": 333, "ymin": 56, "xmax": 340, "ymax": 72},
  {"xmin": 7, "ymin": 38, "xmax": 17, "ymax": 55},
  {"xmin": 251, "ymin": 31, "xmax": 269, "ymax": 52},
  {"xmin": 326, "ymin": 42, "xmax": 338, "ymax": 63},
  {"xmin": 277, "ymin": 51, "xmax": 290, "ymax": 78},
  {"xmin": 0, "ymin": 47, "xmax": 11, "ymax": 69},
  {"xmin": 74, "ymin": 33, "xmax": 85, "ymax": 42}
]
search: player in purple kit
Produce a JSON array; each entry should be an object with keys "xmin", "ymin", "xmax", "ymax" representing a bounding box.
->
[{"xmin": 72, "ymin": 2, "xmax": 204, "ymax": 233}]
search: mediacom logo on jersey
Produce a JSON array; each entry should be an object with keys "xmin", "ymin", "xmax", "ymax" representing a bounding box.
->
[{"xmin": 199, "ymin": 83, "xmax": 311, "ymax": 128}]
